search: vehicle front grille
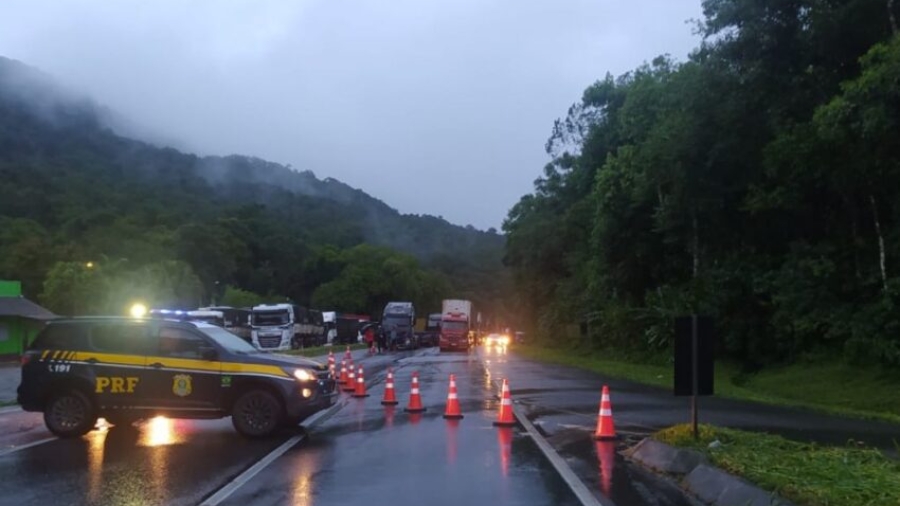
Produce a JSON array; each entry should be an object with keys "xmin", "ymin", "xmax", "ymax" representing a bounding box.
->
[{"xmin": 258, "ymin": 336, "xmax": 282, "ymax": 348}]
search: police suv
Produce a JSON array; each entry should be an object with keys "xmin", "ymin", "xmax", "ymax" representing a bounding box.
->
[{"xmin": 17, "ymin": 317, "xmax": 337, "ymax": 438}]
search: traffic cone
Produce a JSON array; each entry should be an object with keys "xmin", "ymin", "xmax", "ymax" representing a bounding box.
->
[
  {"xmin": 353, "ymin": 366, "xmax": 369, "ymax": 397},
  {"xmin": 328, "ymin": 351, "xmax": 336, "ymax": 379},
  {"xmin": 492, "ymin": 378, "xmax": 516, "ymax": 427},
  {"xmin": 442, "ymin": 374, "xmax": 464, "ymax": 419},
  {"xmin": 338, "ymin": 360, "xmax": 348, "ymax": 384},
  {"xmin": 381, "ymin": 368, "xmax": 399, "ymax": 405},
  {"xmin": 404, "ymin": 371, "xmax": 426, "ymax": 413},
  {"xmin": 593, "ymin": 385, "xmax": 616, "ymax": 440},
  {"xmin": 344, "ymin": 345, "xmax": 352, "ymax": 361},
  {"xmin": 343, "ymin": 365, "xmax": 357, "ymax": 392}
]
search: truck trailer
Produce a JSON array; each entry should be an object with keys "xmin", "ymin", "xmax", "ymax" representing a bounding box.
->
[{"xmin": 439, "ymin": 299, "xmax": 472, "ymax": 352}]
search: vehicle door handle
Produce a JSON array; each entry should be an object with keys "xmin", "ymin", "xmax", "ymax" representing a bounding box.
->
[
  {"xmin": 86, "ymin": 358, "xmax": 98, "ymax": 365},
  {"xmin": 150, "ymin": 362, "xmax": 164, "ymax": 369}
]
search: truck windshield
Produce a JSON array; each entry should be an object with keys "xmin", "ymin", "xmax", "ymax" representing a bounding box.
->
[
  {"xmin": 441, "ymin": 321, "xmax": 467, "ymax": 331},
  {"xmin": 199, "ymin": 326, "xmax": 259, "ymax": 354},
  {"xmin": 252, "ymin": 310, "xmax": 290, "ymax": 326},
  {"xmin": 383, "ymin": 316, "xmax": 410, "ymax": 328}
]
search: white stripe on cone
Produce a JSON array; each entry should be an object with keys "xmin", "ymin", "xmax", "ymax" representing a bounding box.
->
[{"xmin": 600, "ymin": 408, "xmax": 612, "ymax": 416}]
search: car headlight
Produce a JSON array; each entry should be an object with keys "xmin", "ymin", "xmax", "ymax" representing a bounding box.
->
[
  {"xmin": 292, "ymin": 369, "xmax": 316, "ymax": 382},
  {"xmin": 501, "ymin": 336, "xmax": 510, "ymax": 345}
]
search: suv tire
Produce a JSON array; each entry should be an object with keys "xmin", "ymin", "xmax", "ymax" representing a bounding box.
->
[
  {"xmin": 231, "ymin": 389, "xmax": 283, "ymax": 438},
  {"xmin": 44, "ymin": 389, "xmax": 97, "ymax": 438}
]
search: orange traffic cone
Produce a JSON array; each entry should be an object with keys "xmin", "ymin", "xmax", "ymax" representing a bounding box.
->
[
  {"xmin": 404, "ymin": 371, "xmax": 426, "ymax": 413},
  {"xmin": 493, "ymin": 378, "xmax": 516, "ymax": 427},
  {"xmin": 338, "ymin": 360, "xmax": 348, "ymax": 384},
  {"xmin": 443, "ymin": 374, "xmax": 464, "ymax": 419},
  {"xmin": 343, "ymin": 365, "xmax": 357, "ymax": 392},
  {"xmin": 344, "ymin": 345, "xmax": 351, "ymax": 361},
  {"xmin": 381, "ymin": 368, "xmax": 399, "ymax": 405},
  {"xmin": 593, "ymin": 385, "xmax": 616, "ymax": 440},
  {"xmin": 353, "ymin": 366, "xmax": 369, "ymax": 398}
]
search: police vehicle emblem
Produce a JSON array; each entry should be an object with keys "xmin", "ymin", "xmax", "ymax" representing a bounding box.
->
[{"xmin": 172, "ymin": 374, "xmax": 192, "ymax": 397}]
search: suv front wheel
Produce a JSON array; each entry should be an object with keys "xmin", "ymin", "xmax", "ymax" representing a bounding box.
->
[
  {"xmin": 44, "ymin": 390, "xmax": 97, "ymax": 438},
  {"xmin": 231, "ymin": 389, "xmax": 284, "ymax": 438}
]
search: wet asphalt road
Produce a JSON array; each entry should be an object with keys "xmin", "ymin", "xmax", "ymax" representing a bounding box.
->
[
  {"xmin": 481, "ymin": 346, "xmax": 900, "ymax": 454},
  {"xmin": 218, "ymin": 351, "xmax": 580, "ymax": 506},
  {"xmin": 1, "ymin": 345, "xmax": 897, "ymax": 506}
]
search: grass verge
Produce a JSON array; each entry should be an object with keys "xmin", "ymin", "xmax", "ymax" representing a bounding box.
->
[
  {"xmin": 280, "ymin": 343, "xmax": 369, "ymax": 358},
  {"xmin": 655, "ymin": 424, "xmax": 900, "ymax": 506},
  {"xmin": 513, "ymin": 345, "xmax": 900, "ymax": 423}
]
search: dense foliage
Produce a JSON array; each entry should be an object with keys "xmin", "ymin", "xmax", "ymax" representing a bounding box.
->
[
  {"xmin": 0, "ymin": 57, "xmax": 510, "ymax": 320},
  {"xmin": 504, "ymin": 0, "xmax": 900, "ymax": 367}
]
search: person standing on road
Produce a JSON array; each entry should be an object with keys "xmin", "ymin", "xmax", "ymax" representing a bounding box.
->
[
  {"xmin": 376, "ymin": 324, "xmax": 387, "ymax": 354},
  {"xmin": 364, "ymin": 325, "xmax": 375, "ymax": 355}
]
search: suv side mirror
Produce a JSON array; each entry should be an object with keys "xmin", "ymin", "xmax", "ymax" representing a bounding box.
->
[{"xmin": 199, "ymin": 346, "xmax": 218, "ymax": 361}]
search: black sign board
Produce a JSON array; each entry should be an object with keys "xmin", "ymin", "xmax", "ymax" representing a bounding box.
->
[{"xmin": 674, "ymin": 315, "xmax": 714, "ymax": 396}]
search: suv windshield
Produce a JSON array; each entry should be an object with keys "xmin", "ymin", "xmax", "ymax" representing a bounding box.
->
[
  {"xmin": 199, "ymin": 326, "xmax": 259, "ymax": 354},
  {"xmin": 252, "ymin": 310, "xmax": 290, "ymax": 326}
]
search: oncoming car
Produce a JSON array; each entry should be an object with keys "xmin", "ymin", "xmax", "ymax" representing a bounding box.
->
[
  {"xmin": 484, "ymin": 333, "xmax": 510, "ymax": 347},
  {"xmin": 17, "ymin": 317, "xmax": 336, "ymax": 438}
]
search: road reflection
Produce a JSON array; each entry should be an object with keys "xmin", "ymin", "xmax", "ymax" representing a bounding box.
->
[
  {"xmin": 384, "ymin": 405, "xmax": 396, "ymax": 428},
  {"xmin": 86, "ymin": 426, "xmax": 107, "ymax": 503},
  {"xmin": 290, "ymin": 458, "xmax": 316, "ymax": 506},
  {"xmin": 446, "ymin": 419, "xmax": 460, "ymax": 464},
  {"xmin": 497, "ymin": 426, "xmax": 513, "ymax": 477},
  {"xmin": 139, "ymin": 416, "xmax": 180, "ymax": 447},
  {"xmin": 595, "ymin": 440, "xmax": 616, "ymax": 497}
]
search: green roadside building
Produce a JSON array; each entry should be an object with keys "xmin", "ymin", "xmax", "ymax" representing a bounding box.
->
[{"xmin": 0, "ymin": 280, "xmax": 56, "ymax": 360}]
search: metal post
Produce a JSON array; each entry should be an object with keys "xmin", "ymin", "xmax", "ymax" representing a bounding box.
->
[{"xmin": 691, "ymin": 313, "xmax": 699, "ymax": 440}]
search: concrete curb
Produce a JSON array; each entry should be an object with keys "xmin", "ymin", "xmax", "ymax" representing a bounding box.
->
[{"xmin": 626, "ymin": 438, "xmax": 794, "ymax": 506}]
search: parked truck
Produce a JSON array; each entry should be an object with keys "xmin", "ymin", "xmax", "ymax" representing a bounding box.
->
[
  {"xmin": 416, "ymin": 312, "xmax": 442, "ymax": 347},
  {"xmin": 250, "ymin": 303, "xmax": 326, "ymax": 351},
  {"xmin": 382, "ymin": 301, "xmax": 417, "ymax": 350},
  {"xmin": 439, "ymin": 299, "xmax": 472, "ymax": 352}
]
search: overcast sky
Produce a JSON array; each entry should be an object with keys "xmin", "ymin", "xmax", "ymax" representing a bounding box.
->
[{"xmin": 0, "ymin": 1, "xmax": 702, "ymax": 230}]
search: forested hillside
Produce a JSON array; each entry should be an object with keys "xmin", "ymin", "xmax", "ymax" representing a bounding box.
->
[
  {"xmin": 0, "ymin": 56, "xmax": 510, "ymax": 320},
  {"xmin": 504, "ymin": 0, "xmax": 900, "ymax": 368}
]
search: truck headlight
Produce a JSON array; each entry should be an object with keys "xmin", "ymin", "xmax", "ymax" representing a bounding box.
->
[{"xmin": 292, "ymin": 369, "xmax": 316, "ymax": 382}]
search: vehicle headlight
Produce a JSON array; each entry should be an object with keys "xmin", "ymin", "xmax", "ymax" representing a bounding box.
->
[
  {"xmin": 292, "ymin": 369, "xmax": 316, "ymax": 382},
  {"xmin": 501, "ymin": 336, "xmax": 510, "ymax": 345}
]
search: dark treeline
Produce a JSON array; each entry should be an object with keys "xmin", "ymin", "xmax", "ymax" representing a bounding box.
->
[
  {"xmin": 504, "ymin": 0, "xmax": 900, "ymax": 368},
  {"xmin": 0, "ymin": 56, "xmax": 511, "ymax": 321}
]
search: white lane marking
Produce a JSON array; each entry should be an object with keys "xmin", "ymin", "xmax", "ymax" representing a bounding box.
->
[
  {"xmin": 0, "ymin": 437, "xmax": 56, "ymax": 457},
  {"xmin": 199, "ymin": 361, "xmax": 405, "ymax": 506},
  {"xmin": 511, "ymin": 402, "xmax": 611, "ymax": 506},
  {"xmin": 199, "ymin": 433, "xmax": 307, "ymax": 506},
  {"xmin": 480, "ymin": 351, "xmax": 613, "ymax": 506}
]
